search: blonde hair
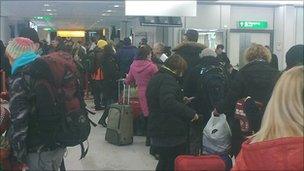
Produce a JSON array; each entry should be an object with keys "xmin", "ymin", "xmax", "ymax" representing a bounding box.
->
[
  {"xmin": 245, "ymin": 43, "xmax": 272, "ymax": 63},
  {"xmin": 251, "ymin": 66, "xmax": 304, "ymax": 143}
]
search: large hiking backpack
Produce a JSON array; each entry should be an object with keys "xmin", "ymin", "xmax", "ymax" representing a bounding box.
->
[
  {"xmin": 197, "ymin": 64, "xmax": 228, "ymax": 108},
  {"xmin": 29, "ymin": 51, "xmax": 91, "ymax": 151}
]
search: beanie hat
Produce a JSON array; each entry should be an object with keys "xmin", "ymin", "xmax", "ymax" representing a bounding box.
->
[
  {"xmin": 184, "ymin": 29, "xmax": 198, "ymax": 42},
  {"xmin": 97, "ymin": 40, "xmax": 108, "ymax": 49},
  {"xmin": 201, "ymin": 48, "xmax": 217, "ymax": 58},
  {"xmin": 286, "ymin": 44, "xmax": 304, "ymax": 69},
  {"xmin": 6, "ymin": 37, "xmax": 36, "ymax": 60}
]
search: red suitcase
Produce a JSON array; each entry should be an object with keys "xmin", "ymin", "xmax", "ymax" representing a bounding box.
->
[{"xmin": 175, "ymin": 155, "xmax": 226, "ymax": 171}]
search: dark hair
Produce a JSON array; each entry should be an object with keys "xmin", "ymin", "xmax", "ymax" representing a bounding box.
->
[
  {"xmin": 19, "ymin": 28, "xmax": 39, "ymax": 43},
  {"xmin": 184, "ymin": 29, "xmax": 198, "ymax": 42},
  {"xmin": 286, "ymin": 44, "xmax": 304, "ymax": 69},
  {"xmin": 124, "ymin": 37, "xmax": 131, "ymax": 46},
  {"xmin": 164, "ymin": 54, "xmax": 187, "ymax": 75},
  {"xmin": 216, "ymin": 44, "xmax": 224, "ymax": 50},
  {"xmin": 103, "ymin": 44, "xmax": 115, "ymax": 56},
  {"xmin": 137, "ymin": 45, "xmax": 152, "ymax": 60}
]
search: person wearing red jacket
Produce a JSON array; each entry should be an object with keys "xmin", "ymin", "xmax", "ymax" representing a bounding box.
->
[{"xmin": 233, "ymin": 66, "xmax": 304, "ymax": 171}]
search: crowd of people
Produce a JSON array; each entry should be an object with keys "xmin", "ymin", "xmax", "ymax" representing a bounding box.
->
[{"xmin": 0, "ymin": 27, "xmax": 303, "ymax": 171}]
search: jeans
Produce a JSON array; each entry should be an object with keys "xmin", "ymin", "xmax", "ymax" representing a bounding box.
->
[{"xmin": 27, "ymin": 148, "xmax": 66, "ymax": 171}]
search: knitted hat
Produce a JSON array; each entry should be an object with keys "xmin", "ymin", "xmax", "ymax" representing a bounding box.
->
[
  {"xmin": 201, "ymin": 48, "xmax": 217, "ymax": 58},
  {"xmin": 6, "ymin": 37, "xmax": 36, "ymax": 60},
  {"xmin": 97, "ymin": 40, "xmax": 108, "ymax": 49},
  {"xmin": 286, "ymin": 44, "xmax": 304, "ymax": 69}
]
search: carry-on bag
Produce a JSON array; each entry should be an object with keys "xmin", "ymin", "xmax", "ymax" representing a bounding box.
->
[
  {"xmin": 175, "ymin": 155, "xmax": 226, "ymax": 171},
  {"xmin": 105, "ymin": 79, "xmax": 133, "ymax": 145}
]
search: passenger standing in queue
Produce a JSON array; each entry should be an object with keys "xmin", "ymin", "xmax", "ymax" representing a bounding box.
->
[
  {"xmin": 265, "ymin": 45, "xmax": 279, "ymax": 70},
  {"xmin": 215, "ymin": 44, "xmax": 230, "ymax": 70},
  {"xmin": 6, "ymin": 37, "xmax": 66, "ymax": 170},
  {"xmin": 173, "ymin": 29, "xmax": 205, "ymax": 70},
  {"xmin": 152, "ymin": 42, "xmax": 168, "ymax": 69},
  {"xmin": 98, "ymin": 44, "xmax": 120, "ymax": 127},
  {"xmin": 213, "ymin": 43, "xmax": 281, "ymax": 156},
  {"xmin": 115, "ymin": 37, "xmax": 138, "ymax": 78},
  {"xmin": 285, "ymin": 44, "xmax": 304, "ymax": 70},
  {"xmin": 125, "ymin": 45, "xmax": 158, "ymax": 146},
  {"xmin": 146, "ymin": 54, "xmax": 199, "ymax": 171},
  {"xmin": 233, "ymin": 66, "xmax": 304, "ymax": 171},
  {"xmin": 91, "ymin": 40, "xmax": 107, "ymax": 110}
]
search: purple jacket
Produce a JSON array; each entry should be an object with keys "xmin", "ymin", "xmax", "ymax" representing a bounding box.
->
[{"xmin": 125, "ymin": 59, "xmax": 158, "ymax": 117}]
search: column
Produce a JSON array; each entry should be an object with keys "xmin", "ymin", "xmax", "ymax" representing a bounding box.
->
[
  {"xmin": 274, "ymin": 5, "xmax": 297, "ymax": 70},
  {"xmin": 0, "ymin": 16, "xmax": 10, "ymax": 44}
]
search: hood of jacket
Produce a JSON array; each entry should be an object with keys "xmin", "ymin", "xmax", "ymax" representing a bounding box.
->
[
  {"xmin": 233, "ymin": 137, "xmax": 304, "ymax": 171},
  {"xmin": 173, "ymin": 42, "xmax": 206, "ymax": 53},
  {"xmin": 11, "ymin": 52, "xmax": 39, "ymax": 75},
  {"xmin": 131, "ymin": 59, "xmax": 155, "ymax": 73}
]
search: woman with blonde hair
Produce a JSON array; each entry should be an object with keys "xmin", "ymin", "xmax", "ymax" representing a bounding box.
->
[
  {"xmin": 233, "ymin": 66, "xmax": 304, "ymax": 170},
  {"xmin": 214, "ymin": 43, "xmax": 280, "ymax": 156}
]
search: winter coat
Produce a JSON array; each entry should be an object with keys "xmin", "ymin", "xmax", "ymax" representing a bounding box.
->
[
  {"xmin": 125, "ymin": 59, "xmax": 158, "ymax": 116},
  {"xmin": 216, "ymin": 60, "xmax": 280, "ymax": 115},
  {"xmin": 8, "ymin": 64, "xmax": 36, "ymax": 163},
  {"xmin": 146, "ymin": 67, "xmax": 196, "ymax": 139},
  {"xmin": 233, "ymin": 137, "xmax": 304, "ymax": 171},
  {"xmin": 173, "ymin": 42, "xmax": 206, "ymax": 69},
  {"xmin": 116, "ymin": 45, "xmax": 138, "ymax": 77},
  {"xmin": 100, "ymin": 53, "xmax": 120, "ymax": 99}
]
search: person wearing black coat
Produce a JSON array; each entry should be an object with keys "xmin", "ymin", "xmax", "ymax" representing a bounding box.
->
[
  {"xmin": 214, "ymin": 43, "xmax": 280, "ymax": 156},
  {"xmin": 147, "ymin": 54, "xmax": 199, "ymax": 171},
  {"xmin": 97, "ymin": 45, "xmax": 120, "ymax": 127}
]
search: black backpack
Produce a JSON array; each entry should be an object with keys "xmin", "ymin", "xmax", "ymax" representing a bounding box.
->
[
  {"xmin": 197, "ymin": 63, "xmax": 228, "ymax": 108},
  {"xmin": 29, "ymin": 51, "xmax": 91, "ymax": 158}
]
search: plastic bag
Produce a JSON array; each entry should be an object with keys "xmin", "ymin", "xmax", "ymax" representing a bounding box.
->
[{"xmin": 202, "ymin": 113, "xmax": 231, "ymax": 154}]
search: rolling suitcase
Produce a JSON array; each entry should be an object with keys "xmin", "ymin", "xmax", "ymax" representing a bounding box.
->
[
  {"xmin": 105, "ymin": 79, "xmax": 133, "ymax": 145},
  {"xmin": 175, "ymin": 155, "xmax": 226, "ymax": 171}
]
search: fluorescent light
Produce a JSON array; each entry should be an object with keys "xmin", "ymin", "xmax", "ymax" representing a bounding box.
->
[
  {"xmin": 44, "ymin": 4, "xmax": 50, "ymax": 7},
  {"xmin": 107, "ymin": 10, "xmax": 112, "ymax": 13},
  {"xmin": 57, "ymin": 31, "xmax": 85, "ymax": 38},
  {"xmin": 49, "ymin": 13, "xmax": 53, "ymax": 15},
  {"xmin": 114, "ymin": 5, "xmax": 119, "ymax": 8},
  {"xmin": 46, "ymin": 9, "xmax": 52, "ymax": 12},
  {"xmin": 125, "ymin": 0, "xmax": 197, "ymax": 16}
]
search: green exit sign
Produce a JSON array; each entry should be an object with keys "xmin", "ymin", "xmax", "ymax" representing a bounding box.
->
[
  {"xmin": 238, "ymin": 21, "xmax": 268, "ymax": 29},
  {"xmin": 33, "ymin": 16, "xmax": 54, "ymax": 21}
]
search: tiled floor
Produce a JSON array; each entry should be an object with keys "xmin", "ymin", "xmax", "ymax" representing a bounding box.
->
[{"xmin": 64, "ymin": 100, "xmax": 158, "ymax": 170}]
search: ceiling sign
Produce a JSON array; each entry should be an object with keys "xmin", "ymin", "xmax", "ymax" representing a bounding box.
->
[
  {"xmin": 238, "ymin": 21, "xmax": 268, "ymax": 29},
  {"xmin": 125, "ymin": 0, "xmax": 197, "ymax": 17},
  {"xmin": 33, "ymin": 16, "xmax": 54, "ymax": 21}
]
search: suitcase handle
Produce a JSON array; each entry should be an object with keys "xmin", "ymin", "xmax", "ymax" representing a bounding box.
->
[{"xmin": 117, "ymin": 79, "xmax": 130, "ymax": 105}]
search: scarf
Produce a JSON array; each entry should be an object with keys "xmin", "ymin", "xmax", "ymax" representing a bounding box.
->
[{"xmin": 11, "ymin": 52, "xmax": 38, "ymax": 74}]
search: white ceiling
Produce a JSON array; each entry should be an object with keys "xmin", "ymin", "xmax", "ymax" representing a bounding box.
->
[
  {"xmin": 1, "ymin": 0, "xmax": 303, "ymax": 30},
  {"xmin": 0, "ymin": 0, "xmax": 129, "ymax": 30}
]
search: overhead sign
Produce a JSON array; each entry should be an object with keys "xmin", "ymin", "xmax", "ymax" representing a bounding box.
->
[
  {"xmin": 238, "ymin": 21, "xmax": 268, "ymax": 29},
  {"xmin": 125, "ymin": 0, "xmax": 197, "ymax": 17},
  {"xmin": 33, "ymin": 16, "xmax": 53, "ymax": 21}
]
